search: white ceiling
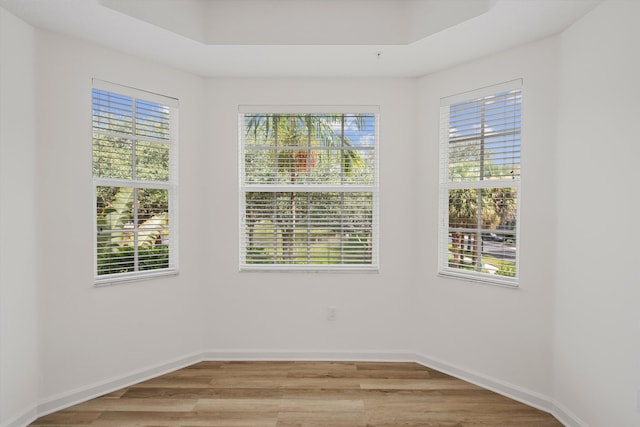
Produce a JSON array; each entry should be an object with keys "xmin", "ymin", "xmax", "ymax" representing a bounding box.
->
[{"xmin": 0, "ymin": 0, "xmax": 600, "ymax": 78}]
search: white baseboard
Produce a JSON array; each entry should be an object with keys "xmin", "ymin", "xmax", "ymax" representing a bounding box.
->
[
  {"xmin": 35, "ymin": 351, "xmax": 202, "ymax": 419},
  {"xmin": 18, "ymin": 350, "xmax": 584, "ymax": 427},
  {"xmin": 412, "ymin": 353, "xmax": 553, "ymax": 413},
  {"xmin": 552, "ymin": 400, "xmax": 588, "ymax": 427},
  {"xmin": 201, "ymin": 349, "xmax": 416, "ymax": 363},
  {"xmin": 1, "ymin": 407, "xmax": 37, "ymax": 427}
]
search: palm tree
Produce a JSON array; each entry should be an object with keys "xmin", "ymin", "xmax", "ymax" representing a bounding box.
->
[{"xmin": 448, "ymin": 143, "xmax": 517, "ymax": 271}]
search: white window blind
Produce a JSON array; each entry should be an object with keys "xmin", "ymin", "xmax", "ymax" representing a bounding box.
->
[
  {"xmin": 92, "ymin": 80, "xmax": 178, "ymax": 284},
  {"xmin": 439, "ymin": 80, "xmax": 521, "ymax": 286},
  {"xmin": 239, "ymin": 109, "xmax": 379, "ymax": 271}
]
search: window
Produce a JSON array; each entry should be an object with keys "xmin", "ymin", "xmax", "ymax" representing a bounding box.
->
[
  {"xmin": 239, "ymin": 107, "xmax": 379, "ymax": 271},
  {"xmin": 439, "ymin": 80, "xmax": 521, "ymax": 286},
  {"xmin": 92, "ymin": 80, "xmax": 178, "ymax": 283}
]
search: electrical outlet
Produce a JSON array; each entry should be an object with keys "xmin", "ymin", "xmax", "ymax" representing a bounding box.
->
[{"xmin": 327, "ymin": 306, "xmax": 337, "ymax": 321}]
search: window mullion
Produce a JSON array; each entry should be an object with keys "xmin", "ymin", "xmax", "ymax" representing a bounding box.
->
[
  {"xmin": 306, "ymin": 192, "xmax": 311, "ymax": 264},
  {"xmin": 340, "ymin": 114, "xmax": 345, "ymax": 186},
  {"xmin": 475, "ymin": 100, "xmax": 486, "ymax": 271},
  {"xmin": 133, "ymin": 188, "xmax": 139, "ymax": 271}
]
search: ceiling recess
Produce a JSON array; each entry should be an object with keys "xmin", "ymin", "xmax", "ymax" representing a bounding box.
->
[{"xmin": 99, "ymin": 0, "xmax": 492, "ymax": 45}]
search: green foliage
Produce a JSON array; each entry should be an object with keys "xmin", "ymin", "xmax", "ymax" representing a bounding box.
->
[
  {"xmin": 96, "ymin": 186, "xmax": 134, "ymax": 246},
  {"xmin": 496, "ymin": 263, "xmax": 516, "ymax": 277},
  {"xmin": 96, "ymin": 187, "xmax": 169, "ymax": 275},
  {"xmin": 97, "ymin": 244, "xmax": 168, "ymax": 275},
  {"xmin": 97, "ymin": 245, "xmax": 134, "ymax": 275}
]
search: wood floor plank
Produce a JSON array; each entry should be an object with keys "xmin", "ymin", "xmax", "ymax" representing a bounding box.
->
[
  {"xmin": 28, "ymin": 361, "xmax": 562, "ymax": 427},
  {"xmin": 91, "ymin": 411, "xmax": 278, "ymax": 427},
  {"xmin": 360, "ymin": 377, "xmax": 484, "ymax": 391},
  {"xmin": 122, "ymin": 387, "xmax": 283, "ymax": 400},
  {"xmin": 193, "ymin": 398, "xmax": 281, "ymax": 412},
  {"xmin": 27, "ymin": 411, "xmax": 102, "ymax": 426},
  {"xmin": 68, "ymin": 398, "xmax": 198, "ymax": 412}
]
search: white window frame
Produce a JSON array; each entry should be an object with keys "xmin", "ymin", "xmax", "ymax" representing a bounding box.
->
[
  {"xmin": 438, "ymin": 80, "xmax": 522, "ymax": 287},
  {"xmin": 92, "ymin": 80, "xmax": 179, "ymax": 285},
  {"xmin": 239, "ymin": 106, "xmax": 379, "ymax": 272}
]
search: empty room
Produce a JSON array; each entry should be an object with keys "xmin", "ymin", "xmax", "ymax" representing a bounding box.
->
[{"xmin": 1, "ymin": 0, "xmax": 638, "ymax": 426}]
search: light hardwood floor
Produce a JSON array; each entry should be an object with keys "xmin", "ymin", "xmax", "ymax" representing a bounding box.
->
[{"xmin": 29, "ymin": 361, "xmax": 562, "ymax": 426}]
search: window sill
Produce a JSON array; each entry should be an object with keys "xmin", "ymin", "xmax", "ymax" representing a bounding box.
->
[
  {"xmin": 94, "ymin": 269, "xmax": 178, "ymax": 286},
  {"xmin": 240, "ymin": 265, "xmax": 379, "ymax": 274},
  {"xmin": 438, "ymin": 270, "xmax": 518, "ymax": 288}
]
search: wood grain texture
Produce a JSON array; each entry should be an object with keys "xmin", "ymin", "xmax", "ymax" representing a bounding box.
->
[{"xmin": 29, "ymin": 361, "xmax": 561, "ymax": 426}]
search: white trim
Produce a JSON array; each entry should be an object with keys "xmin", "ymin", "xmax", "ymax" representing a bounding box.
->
[
  {"xmin": 413, "ymin": 352, "xmax": 552, "ymax": 413},
  {"xmin": 438, "ymin": 270, "xmax": 518, "ymax": 288},
  {"xmin": 239, "ymin": 105, "xmax": 380, "ymax": 114},
  {"xmin": 1, "ymin": 407, "xmax": 37, "ymax": 427},
  {"xmin": 552, "ymin": 400, "xmax": 589, "ymax": 427},
  {"xmin": 239, "ymin": 265, "xmax": 380, "ymax": 273},
  {"xmin": 94, "ymin": 268, "xmax": 178, "ymax": 286},
  {"xmin": 440, "ymin": 79, "xmax": 522, "ymax": 106},
  {"xmin": 201, "ymin": 350, "xmax": 415, "ymax": 362},
  {"xmin": 92, "ymin": 79, "xmax": 179, "ymax": 108}
]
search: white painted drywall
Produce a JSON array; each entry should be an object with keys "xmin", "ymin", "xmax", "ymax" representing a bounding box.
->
[
  {"xmin": 33, "ymin": 30, "xmax": 208, "ymax": 402},
  {"xmin": 554, "ymin": 1, "xmax": 640, "ymax": 426},
  {"xmin": 414, "ymin": 36, "xmax": 560, "ymax": 402},
  {"xmin": 203, "ymin": 78, "xmax": 418, "ymax": 356},
  {"xmin": 0, "ymin": 7, "xmax": 39, "ymax": 426}
]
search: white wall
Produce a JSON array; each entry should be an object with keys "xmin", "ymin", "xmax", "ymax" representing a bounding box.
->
[
  {"xmin": 0, "ymin": 8, "xmax": 40, "ymax": 426},
  {"xmin": 33, "ymin": 30, "xmax": 208, "ymax": 405},
  {"xmin": 203, "ymin": 78, "xmax": 418, "ymax": 357},
  {"xmin": 554, "ymin": 1, "xmax": 640, "ymax": 426},
  {"xmin": 415, "ymin": 36, "xmax": 560, "ymax": 407}
]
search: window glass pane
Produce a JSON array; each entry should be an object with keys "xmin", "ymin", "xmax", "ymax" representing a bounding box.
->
[
  {"xmin": 243, "ymin": 114, "xmax": 376, "ymax": 186},
  {"xmin": 137, "ymin": 188, "xmax": 170, "ymax": 271},
  {"xmin": 92, "ymin": 135, "xmax": 132, "ymax": 179},
  {"xmin": 342, "ymin": 149, "xmax": 375, "ymax": 185},
  {"xmin": 343, "ymin": 114, "xmax": 376, "ymax": 148},
  {"xmin": 244, "ymin": 191, "xmax": 373, "ymax": 265},
  {"xmin": 448, "ymin": 89, "xmax": 521, "ymax": 182},
  {"xmin": 92, "ymin": 89, "xmax": 133, "ymax": 134},
  {"xmin": 95, "ymin": 186, "xmax": 169, "ymax": 276},
  {"xmin": 137, "ymin": 189, "xmax": 171, "ymax": 270},
  {"xmin": 447, "ymin": 187, "xmax": 517, "ymax": 278},
  {"xmin": 244, "ymin": 148, "xmax": 275, "ymax": 183},
  {"xmin": 96, "ymin": 186, "xmax": 135, "ymax": 275},
  {"xmin": 136, "ymin": 141, "xmax": 170, "ymax": 181},
  {"xmin": 137, "ymin": 188, "xmax": 169, "ymax": 238},
  {"xmin": 243, "ymin": 114, "xmax": 277, "ymax": 147},
  {"xmin": 135, "ymin": 99, "xmax": 171, "ymax": 140}
]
